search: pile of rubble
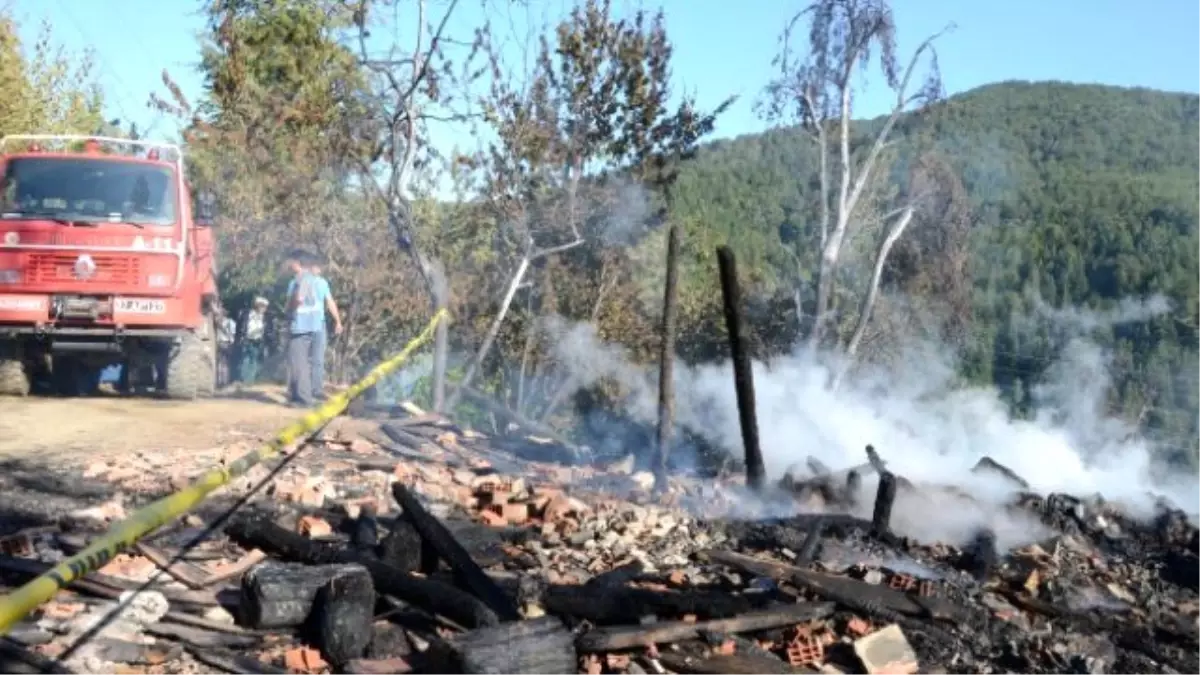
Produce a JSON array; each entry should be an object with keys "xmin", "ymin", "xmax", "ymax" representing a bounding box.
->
[{"xmin": 0, "ymin": 403, "xmax": 1196, "ymax": 674}]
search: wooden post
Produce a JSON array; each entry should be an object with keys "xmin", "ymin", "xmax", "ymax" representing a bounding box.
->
[
  {"xmin": 653, "ymin": 225, "xmax": 681, "ymax": 493},
  {"xmin": 870, "ymin": 471, "xmax": 897, "ymax": 538},
  {"xmin": 716, "ymin": 246, "xmax": 766, "ymax": 492}
]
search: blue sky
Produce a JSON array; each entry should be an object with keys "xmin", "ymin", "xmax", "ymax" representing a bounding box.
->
[{"xmin": 10, "ymin": 0, "xmax": 1200, "ymax": 151}]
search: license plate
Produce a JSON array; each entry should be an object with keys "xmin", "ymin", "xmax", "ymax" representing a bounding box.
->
[
  {"xmin": 0, "ymin": 295, "xmax": 46, "ymax": 311},
  {"xmin": 115, "ymin": 298, "xmax": 167, "ymax": 314}
]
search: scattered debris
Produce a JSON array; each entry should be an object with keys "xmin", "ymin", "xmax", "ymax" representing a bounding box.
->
[{"xmin": 1, "ymin": 408, "xmax": 1195, "ymax": 674}]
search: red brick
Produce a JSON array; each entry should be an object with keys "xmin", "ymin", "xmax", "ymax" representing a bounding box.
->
[
  {"xmin": 298, "ymin": 516, "xmax": 333, "ymax": 538},
  {"xmin": 480, "ymin": 510, "xmax": 507, "ymax": 527}
]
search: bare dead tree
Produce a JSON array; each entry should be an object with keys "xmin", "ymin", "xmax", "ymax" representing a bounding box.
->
[
  {"xmin": 351, "ymin": 0, "xmax": 475, "ymax": 411},
  {"xmin": 761, "ymin": 0, "xmax": 952, "ymax": 361}
]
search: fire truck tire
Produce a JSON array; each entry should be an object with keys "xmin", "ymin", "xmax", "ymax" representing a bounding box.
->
[
  {"xmin": 0, "ymin": 358, "xmax": 30, "ymax": 397},
  {"xmin": 165, "ymin": 334, "xmax": 216, "ymax": 400}
]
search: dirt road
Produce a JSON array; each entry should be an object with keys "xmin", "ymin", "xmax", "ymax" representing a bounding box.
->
[
  {"xmin": 0, "ymin": 385, "xmax": 377, "ymax": 531},
  {"xmin": 0, "ymin": 387, "xmax": 301, "ymax": 462}
]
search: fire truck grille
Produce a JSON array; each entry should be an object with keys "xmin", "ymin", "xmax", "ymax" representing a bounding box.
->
[{"xmin": 27, "ymin": 253, "xmax": 142, "ymax": 286}]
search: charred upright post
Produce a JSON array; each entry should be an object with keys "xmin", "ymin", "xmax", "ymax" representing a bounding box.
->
[
  {"xmin": 870, "ymin": 471, "xmax": 897, "ymax": 538},
  {"xmin": 653, "ymin": 225, "xmax": 681, "ymax": 493},
  {"xmin": 716, "ymin": 246, "xmax": 766, "ymax": 491}
]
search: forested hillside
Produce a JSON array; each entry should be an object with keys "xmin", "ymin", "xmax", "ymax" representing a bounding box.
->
[{"xmin": 667, "ymin": 80, "xmax": 1200, "ymax": 465}]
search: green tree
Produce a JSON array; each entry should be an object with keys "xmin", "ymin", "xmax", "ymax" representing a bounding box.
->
[
  {"xmin": 449, "ymin": 0, "xmax": 731, "ymax": 419},
  {"xmin": 0, "ymin": 11, "xmax": 104, "ymax": 138}
]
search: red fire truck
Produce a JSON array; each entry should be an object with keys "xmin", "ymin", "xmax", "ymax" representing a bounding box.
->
[{"xmin": 0, "ymin": 134, "xmax": 220, "ymax": 399}]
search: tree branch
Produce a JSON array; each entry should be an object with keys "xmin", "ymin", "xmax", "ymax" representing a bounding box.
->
[{"xmin": 840, "ymin": 204, "xmax": 916, "ymax": 367}]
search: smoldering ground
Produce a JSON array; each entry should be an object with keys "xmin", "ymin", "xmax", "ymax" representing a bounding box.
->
[{"xmin": 539, "ymin": 293, "xmax": 1198, "ymax": 551}]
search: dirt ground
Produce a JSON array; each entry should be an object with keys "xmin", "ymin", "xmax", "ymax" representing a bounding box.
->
[
  {"xmin": 0, "ymin": 386, "xmax": 303, "ymax": 462},
  {"xmin": 0, "ymin": 384, "xmax": 385, "ymax": 533}
]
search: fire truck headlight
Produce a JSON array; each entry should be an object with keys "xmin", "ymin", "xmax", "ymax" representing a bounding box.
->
[{"xmin": 0, "ymin": 270, "xmax": 20, "ymax": 283}]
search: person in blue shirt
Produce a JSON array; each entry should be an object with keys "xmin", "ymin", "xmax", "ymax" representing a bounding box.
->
[
  {"xmin": 282, "ymin": 250, "xmax": 342, "ymax": 407},
  {"xmin": 307, "ymin": 257, "xmax": 342, "ymax": 400}
]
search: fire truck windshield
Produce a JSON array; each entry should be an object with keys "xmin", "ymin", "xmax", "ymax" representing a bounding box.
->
[{"xmin": 0, "ymin": 156, "xmax": 177, "ymax": 227}]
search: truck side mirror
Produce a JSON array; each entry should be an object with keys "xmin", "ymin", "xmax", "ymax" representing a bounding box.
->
[{"xmin": 195, "ymin": 192, "xmax": 217, "ymax": 226}]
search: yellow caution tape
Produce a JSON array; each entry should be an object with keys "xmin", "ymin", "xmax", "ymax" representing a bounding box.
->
[{"xmin": 0, "ymin": 308, "xmax": 450, "ymax": 634}]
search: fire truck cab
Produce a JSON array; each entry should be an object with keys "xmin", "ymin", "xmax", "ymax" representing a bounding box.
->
[{"xmin": 0, "ymin": 134, "xmax": 220, "ymax": 399}]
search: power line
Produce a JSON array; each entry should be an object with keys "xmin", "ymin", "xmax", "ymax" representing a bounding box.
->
[{"xmin": 49, "ymin": 0, "xmax": 141, "ymax": 129}]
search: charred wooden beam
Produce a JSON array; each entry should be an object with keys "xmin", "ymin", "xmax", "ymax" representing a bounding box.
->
[
  {"xmin": 133, "ymin": 542, "xmax": 211, "ymax": 589},
  {"xmin": 576, "ymin": 601, "xmax": 836, "ymax": 652},
  {"xmin": 444, "ymin": 616, "xmax": 576, "ymax": 674},
  {"xmin": 145, "ymin": 622, "xmax": 262, "ymax": 649},
  {"xmin": 310, "ymin": 566, "xmax": 376, "ymax": 668},
  {"xmin": 716, "ymin": 246, "xmax": 765, "ymax": 491},
  {"xmin": 971, "ymin": 456, "xmax": 1029, "ymax": 490},
  {"xmin": 958, "ymin": 528, "xmax": 997, "ymax": 581},
  {"xmin": 380, "ymin": 423, "xmax": 435, "ymax": 452},
  {"xmin": 391, "ymin": 483, "xmax": 521, "ymax": 621},
  {"xmin": 543, "ymin": 583, "xmax": 769, "ymax": 625},
  {"xmin": 225, "ymin": 512, "xmax": 499, "ymax": 629},
  {"xmin": 349, "ymin": 504, "xmax": 379, "ymax": 554},
  {"xmin": 870, "ymin": 471, "xmax": 897, "ymax": 538},
  {"xmin": 796, "ymin": 516, "xmax": 826, "ymax": 565},
  {"xmin": 845, "ymin": 469, "xmax": 862, "ymax": 496},
  {"xmin": 582, "ymin": 561, "xmax": 645, "ymax": 590},
  {"xmin": 653, "ymin": 223, "xmax": 681, "ymax": 494},
  {"xmin": 186, "ymin": 647, "xmax": 287, "ymax": 675},
  {"xmin": 657, "ymin": 651, "xmax": 811, "ymax": 674},
  {"xmin": 704, "ymin": 549, "xmax": 963, "ymax": 629},
  {"xmin": 457, "ymin": 386, "xmax": 579, "ymax": 453},
  {"xmin": 864, "ymin": 444, "xmax": 886, "ymax": 474},
  {"xmin": 717, "ymin": 513, "xmax": 872, "ymax": 551},
  {"xmin": 239, "ymin": 561, "xmax": 369, "ymax": 629},
  {"xmin": 0, "ymin": 637, "xmax": 73, "ymax": 674},
  {"xmin": 0, "ymin": 555, "xmax": 220, "ymax": 607}
]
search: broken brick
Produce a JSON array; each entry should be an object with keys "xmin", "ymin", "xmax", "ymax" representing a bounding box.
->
[
  {"xmin": 846, "ymin": 617, "xmax": 872, "ymax": 637},
  {"xmin": 605, "ymin": 653, "xmax": 631, "ymax": 671},
  {"xmin": 0, "ymin": 532, "xmax": 33, "ymax": 557},
  {"xmin": 341, "ymin": 498, "xmax": 379, "ymax": 520},
  {"xmin": 297, "ymin": 516, "xmax": 333, "ymax": 538},
  {"xmin": 99, "ymin": 554, "xmax": 157, "ymax": 582},
  {"xmin": 285, "ymin": 647, "xmax": 328, "ymax": 673},
  {"xmin": 40, "ymin": 601, "xmax": 86, "ymax": 620},
  {"xmin": 888, "ymin": 573, "xmax": 917, "ymax": 592},
  {"xmin": 543, "ymin": 494, "xmax": 588, "ymax": 522},
  {"xmin": 480, "ymin": 510, "xmax": 507, "ymax": 527},
  {"xmin": 785, "ymin": 631, "xmax": 824, "ymax": 667}
]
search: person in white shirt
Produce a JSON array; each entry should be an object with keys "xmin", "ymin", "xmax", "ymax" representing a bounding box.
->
[
  {"xmin": 216, "ymin": 310, "xmax": 237, "ymax": 387},
  {"xmin": 237, "ymin": 296, "xmax": 270, "ymax": 384}
]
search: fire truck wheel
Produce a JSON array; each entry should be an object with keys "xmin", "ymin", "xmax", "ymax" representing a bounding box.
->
[
  {"xmin": 165, "ymin": 334, "xmax": 216, "ymax": 400},
  {"xmin": 0, "ymin": 357, "xmax": 30, "ymax": 397}
]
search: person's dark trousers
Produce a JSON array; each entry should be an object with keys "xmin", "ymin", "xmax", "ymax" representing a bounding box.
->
[
  {"xmin": 287, "ymin": 332, "xmax": 315, "ymax": 405},
  {"xmin": 240, "ymin": 341, "xmax": 264, "ymax": 384},
  {"xmin": 311, "ymin": 327, "xmax": 327, "ymax": 400}
]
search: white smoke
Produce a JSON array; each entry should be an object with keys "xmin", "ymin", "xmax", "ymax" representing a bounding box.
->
[
  {"xmin": 1033, "ymin": 294, "xmax": 1173, "ymax": 333},
  {"xmin": 541, "ymin": 303, "xmax": 1199, "ymax": 549}
]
